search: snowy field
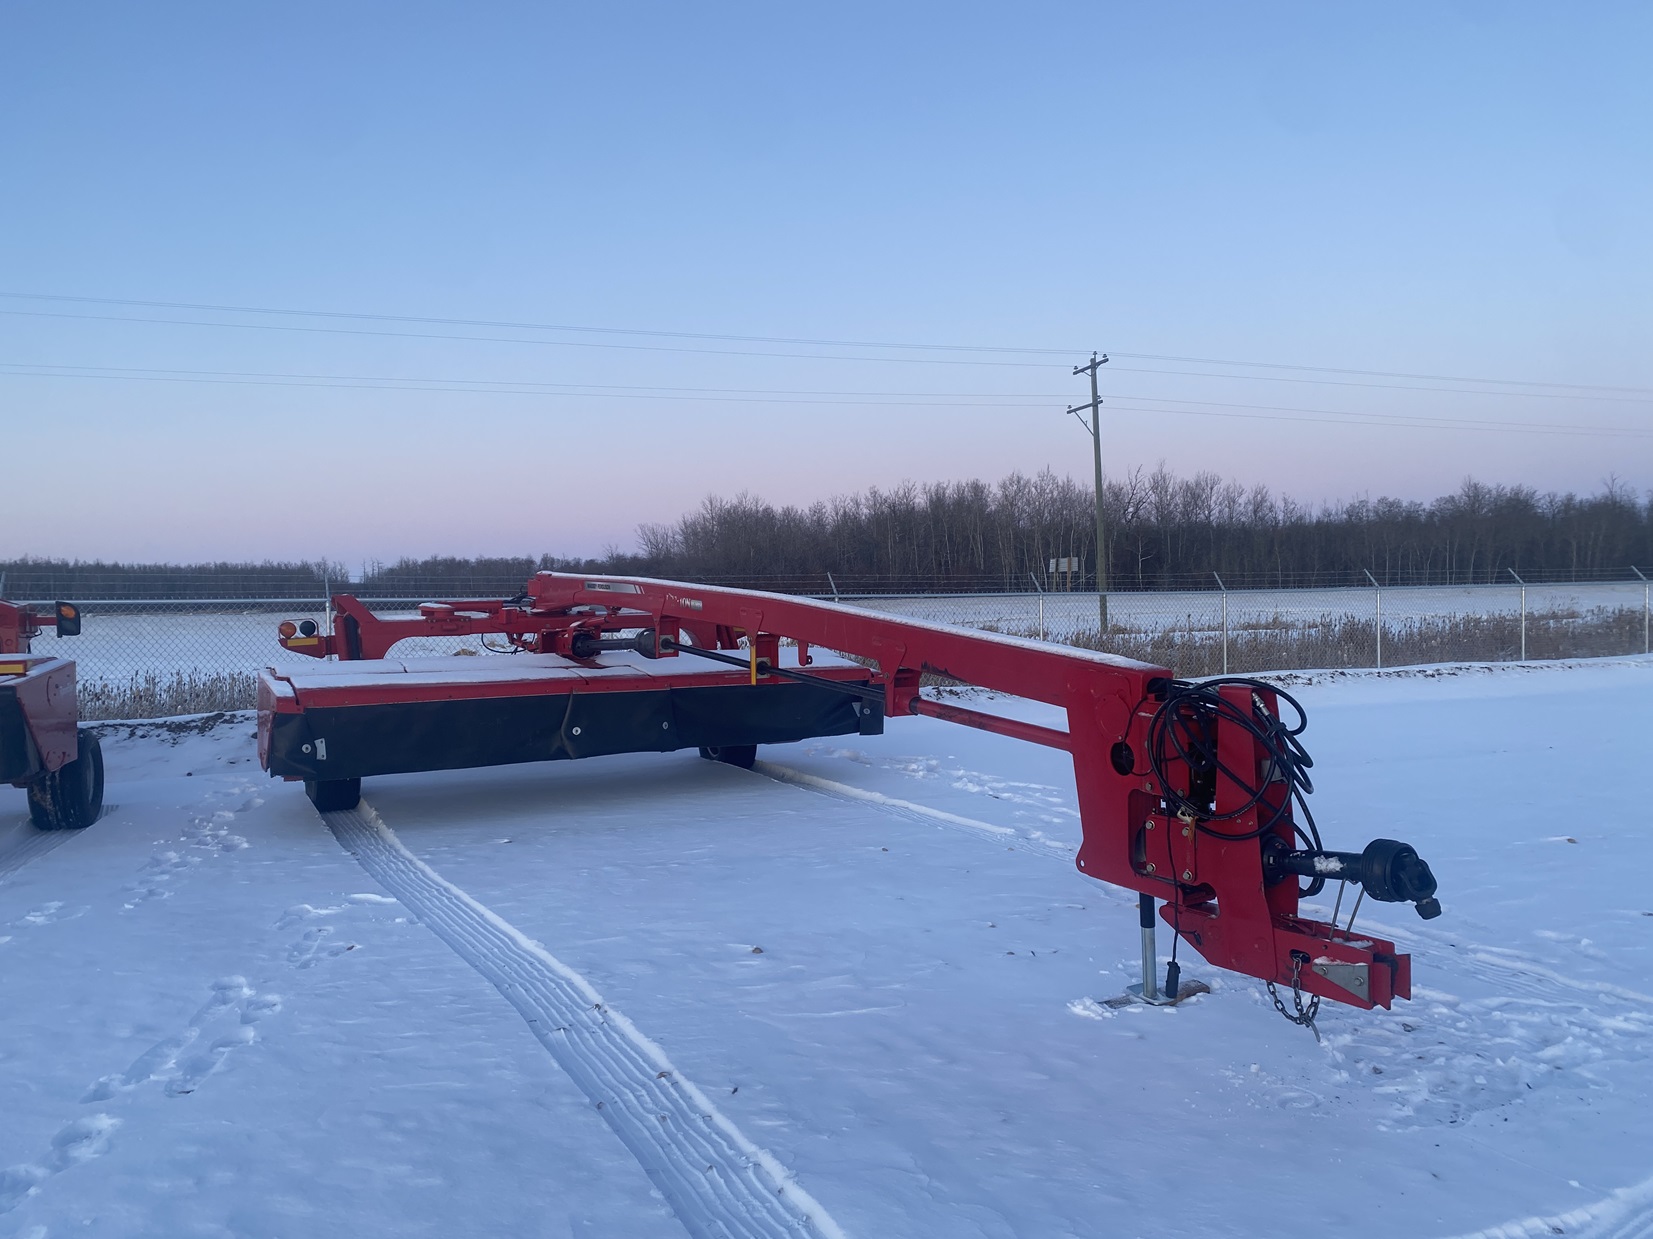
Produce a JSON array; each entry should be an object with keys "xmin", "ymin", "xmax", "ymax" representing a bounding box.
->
[
  {"xmin": 2, "ymin": 658, "xmax": 1651, "ymax": 1238},
  {"xmin": 855, "ymin": 582, "xmax": 1651, "ymax": 642},
  {"xmin": 26, "ymin": 608, "xmax": 468, "ymax": 683}
]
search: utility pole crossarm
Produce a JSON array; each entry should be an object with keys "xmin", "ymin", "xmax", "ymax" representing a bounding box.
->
[{"xmin": 1067, "ymin": 353, "xmax": 1110, "ymax": 632}]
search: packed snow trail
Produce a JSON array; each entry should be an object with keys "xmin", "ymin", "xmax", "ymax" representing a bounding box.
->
[
  {"xmin": 0, "ymin": 822, "xmax": 74, "ymax": 884},
  {"xmin": 753, "ymin": 759, "xmax": 1097, "ymax": 871},
  {"xmin": 0, "ymin": 1113, "xmax": 120, "ymax": 1216},
  {"xmin": 1442, "ymin": 1170, "xmax": 1653, "ymax": 1239},
  {"xmin": 323, "ymin": 801, "xmax": 848, "ymax": 1239}
]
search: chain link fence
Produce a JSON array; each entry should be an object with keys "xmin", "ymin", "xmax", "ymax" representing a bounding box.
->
[
  {"xmin": 850, "ymin": 579, "xmax": 1653, "ymax": 676},
  {"xmin": 11, "ymin": 578, "xmax": 1650, "ymax": 721},
  {"xmin": 21, "ymin": 598, "xmax": 501, "ymax": 721}
]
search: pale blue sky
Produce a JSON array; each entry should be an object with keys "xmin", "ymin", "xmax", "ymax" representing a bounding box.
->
[{"xmin": 3, "ymin": 3, "xmax": 1649, "ymax": 563}]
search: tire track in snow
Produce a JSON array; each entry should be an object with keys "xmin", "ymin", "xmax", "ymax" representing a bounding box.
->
[
  {"xmin": 1437, "ymin": 1170, "xmax": 1653, "ymax": 1239},
  {"xmin": 753, "ymin": 760, "xmax": 1108, "ymax": 874},
  {"xmin": 323, "ymin": 802, "xmax": 846, "ymax": 1239},
  {"xmin": 0, "ymin": 826, "xmax": 72, "ymax": 886}
]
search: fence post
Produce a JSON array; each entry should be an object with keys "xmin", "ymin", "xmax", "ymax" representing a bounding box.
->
[
  {"xmin": 1363, "ymin": 569, "xmax": 1382, "ymax": 669},
  {"xmin": 1508, "ymin": 568, "xmax": 1526, "ymax": 660},
  {"xmin": 1213, "ymin": 572, "xmax": 1228, "ymax": 674},
  {"xmin": 1029, "ymin": 572, "xmax": 1046, "ymax": 642},
  {"xmin": 1633, "ymin": 567, "xmax": 1649, "ymax": 654},
  {"xmin": 826, "ymin": 572, "xmax": 840, "ymax": 602}
]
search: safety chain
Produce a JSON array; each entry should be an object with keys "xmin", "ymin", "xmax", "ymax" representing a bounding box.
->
[{"xmin": 1267, "ymin": 950, "xmax": 1322, "ymax": 1042}]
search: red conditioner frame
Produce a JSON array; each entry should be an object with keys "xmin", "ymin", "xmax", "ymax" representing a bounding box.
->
[{"xmin": 264, "ymin": 572, "xmax": 1436, "ymax": 1011}]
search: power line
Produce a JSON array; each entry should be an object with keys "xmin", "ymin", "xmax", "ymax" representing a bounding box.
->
[
  {"xmin": 5, "ymin": 361, "xmax": 1647, "ymax": 429},
  {"xmin": 0, "ymin": 290, "xmax": 1077, "ymax": 354},
  {"xmin": 1099, "ymin": 403, "xmax": 1649, "ymax": 439},
  {"xmin": 0, "ymin": 361, "xmax": 1052, "ymax": 399},
  {"xmin": 4, "ymin": 361, "xmax": 1647, "ymax": 438},
  {"xmin": 0, "ymin": 308, "xmax": 1061, "ymax": 369},
  {"xmin": 1098, "ymin": 390, "xmax": 1647, "ymax": 435},
  {"xmin": 9, "ymin": 306, "xmax": 1647, "ymax": 405},
  {"xmin": 1109, "ymin": 351, "xmax": 1653, "ymax": 395},
  {"xmin": 1103, "ymin": 364, "xmax": 1651, "ymax": 405},
  {"xmin": 3, "ymin": 291, "xmax": 1648, "ymax": 395},
  {"xmin": 0, "ymin": 364, "xmax": 1053, "ymax": 408}
]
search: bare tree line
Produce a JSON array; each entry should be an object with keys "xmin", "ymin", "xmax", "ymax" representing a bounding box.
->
[
  {"xmin": 5, "ymin": 468, "xmax": 1648, "ymax": 598},
  {"xmin": 635, "ymin": 467, "xmax": 1652, "ymax": 589}
]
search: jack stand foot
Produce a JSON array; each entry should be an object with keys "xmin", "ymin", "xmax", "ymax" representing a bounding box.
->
[
  {"xmin": 1125, "ymin": 981, "xmax": 1181, "ymax": 1007},
  {"xmin": 1102, "ymin": 896, "xmax": 1211, "ymax": 1007},
  {"xmin": 1107, "ymin": 979, "xmax": 1210, "ymax": 1009}
]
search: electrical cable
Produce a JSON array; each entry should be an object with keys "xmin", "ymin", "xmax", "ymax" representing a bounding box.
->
[
  {"xmin": 3, "ymin": 363, "xmax": 1645, "ymax": 437},
  {"xmin": 5, "ymin": 292, "xmax": 1646, "ymax": 396},
  {"xmin": 4, "ymin": 300, "xmax": 1648, "ymax": 402},
  {"xmin": 0, "ymin": 308, "xmax": 1060, "ymax": 369},
  {"xmin": 1109, "ymin": 350, "xmax": 1653, "ymax": 396},
  {"xmin": 0, "ymin": 361, "xmax": 1060, "ymax": 399},
  {"xmin": 1090, "ymin": 398, "xmax": 1646, "ymax": 436},
  {"xmin": 0, "ymin": 364, "xmax": 1057, "ymax": 408},
  {"xmin": 1139, "ymin": 677, "xmax": 1326, "ymax": 878},
  {"xmin": 1096, "ymin": 400, "xmax": 1647, "ymax": 439},
  {"xmin": 0, "ymin": 290, "xmax": 1078, "ymax": 356},
  {"xmin": 1104, "ymin": 363, "xmax": 1651, "ymax": 405},
  {"xmin": 1163, "ymin": 817, "xmax": 1183, "ymax": 994}
]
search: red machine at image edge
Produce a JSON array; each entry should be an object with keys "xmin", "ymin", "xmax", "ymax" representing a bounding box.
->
[{"xmin": 1, "ymin": 599, "xmax": 104, "ymax": 831}]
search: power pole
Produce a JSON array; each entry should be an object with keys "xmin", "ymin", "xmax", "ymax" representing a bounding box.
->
[{"xmin": 1068, "ymin": 352, "xmax": 1110, "ymax": 632}]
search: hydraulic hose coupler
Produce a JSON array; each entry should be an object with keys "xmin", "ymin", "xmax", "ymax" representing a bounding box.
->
[{"xmin": 1263, "ymin": 836, "xmax": 1442, "ymax": 920}]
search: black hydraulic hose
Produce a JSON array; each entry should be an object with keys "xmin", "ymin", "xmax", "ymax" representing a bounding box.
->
[{"xmin": 656, "ymin": 635, "xmax": 886, "ymax": 705}]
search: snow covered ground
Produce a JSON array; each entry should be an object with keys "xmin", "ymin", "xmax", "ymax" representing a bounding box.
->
[
  {"xmin": 2, "ymin": 658, "xmax": 1651, "ymax": 1238},
  {"xmin": 849, "ymin": 582, "xmax": 1651, "ymax": 642}
]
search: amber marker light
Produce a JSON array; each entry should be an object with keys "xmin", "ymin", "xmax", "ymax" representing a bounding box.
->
[{"xmin": 278, "ymin": 621, "xmax": 298, "ymax": 639}]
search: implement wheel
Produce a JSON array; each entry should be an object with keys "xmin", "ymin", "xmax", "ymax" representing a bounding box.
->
[
  {"xmin": 28, "ymin": 729, "xmax": 105, "ymax": 831},
  {"xmin": 698, "ymin": 744, "xmax": 757, "ymax": 770},
  {"xmin": 305, "ymin": 777, "xmax": 361, "ymax": 812}
]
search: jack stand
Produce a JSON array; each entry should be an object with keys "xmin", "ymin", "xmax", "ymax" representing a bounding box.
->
[
  {"xmin": 1126, "ymin": 894, "xmax": 1180, "ymax": 1006},
  {"xmin": 1104, "ymin": 894, "xmax": 1210, "ymax": 1009}
]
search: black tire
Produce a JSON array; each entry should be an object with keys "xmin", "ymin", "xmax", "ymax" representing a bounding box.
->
[
  {"xmin": 304, "ymin": 777, "xmax": 361, "ymax": 812},
  {"xmin": 697, "ymin": 744, "xmax": 757, "ymax": 770},
  {"xmin": 27, "ymin": 728, "xmax": 105, "ymax": 831}
]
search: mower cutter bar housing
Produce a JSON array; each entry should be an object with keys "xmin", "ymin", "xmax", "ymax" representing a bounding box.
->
[{"xmin": 258, "ymin": 650, "xmax": 881, "ymax": 783}]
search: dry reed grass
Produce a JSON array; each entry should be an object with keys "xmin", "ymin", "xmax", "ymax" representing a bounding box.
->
[
  {"xmin": 1066, "ymin": 605, "xmax": 1645, "ymax": 675},
  {"xmin": 78, "ymin": 670, "xmax": 259, "ymax": 721}
]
